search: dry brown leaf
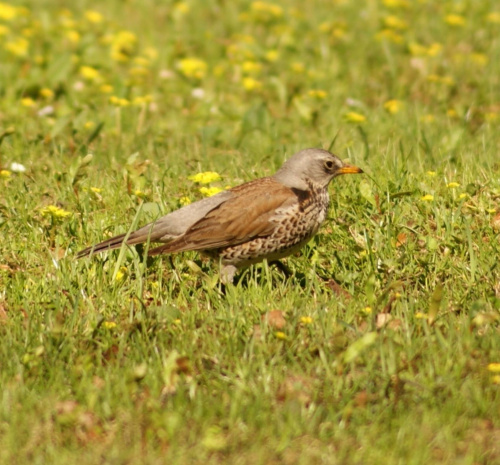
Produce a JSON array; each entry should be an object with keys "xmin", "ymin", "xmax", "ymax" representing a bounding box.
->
[
  {"xmin": 376, "ymin": 312, "xmax": 393, "ymax": 328},
  {"xmin": 0, "ymin": 303, "xmax": 8, "ymax": 322},
  {"xmin": 388, "ymin": 318, "xmax": 403, "ymax": 331},
  {"xmin": 56, "ymin": 400, "xmax": 79, "ymax": 415},
  {"xmin": 396, "ymin": 232, "xmax": 407, "ymax": 247},
  {"xmin": 491, "ymin": 212, "xmax": 500, "ymax": 231},
  {"xmin": 252, "ymin": 324, "xmax": 263, "ymax": 340},
  {"xmin": 277, "ymin": 375, "xmax": 312, "ymax": 405},
  {"xmin": 262, "ymin": 310, "xmax": 286, "ymax": 329},
  {"xmin": 175, "ymin": 356, "xmax": 191, "ymax": 374},
  {"xmin": 326, "ymin": 279, "xmax": 352, "ymax": 300}
]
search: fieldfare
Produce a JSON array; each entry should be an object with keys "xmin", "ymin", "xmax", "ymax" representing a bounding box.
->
[{"xmin": 78, "ymin": 148, "xmax": 363, "ymax": 282}]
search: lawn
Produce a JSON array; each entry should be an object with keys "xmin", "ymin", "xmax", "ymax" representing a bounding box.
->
[{"xmin": 0, "ymin": 0, "xmax": 499, "ymax": 463}]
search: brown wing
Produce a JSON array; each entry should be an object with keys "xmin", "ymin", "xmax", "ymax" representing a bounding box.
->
[{"xmin": 148, "ymin": 177, "xmax": 294, "ymax": 255}]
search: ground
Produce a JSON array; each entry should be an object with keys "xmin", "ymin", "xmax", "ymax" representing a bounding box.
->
[{"xmin": 0, "ymin": 0, "xmax": 499, "ymax": 463}]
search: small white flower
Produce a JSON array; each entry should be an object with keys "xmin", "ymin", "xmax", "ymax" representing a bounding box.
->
[
  {"xmin": 38, "ymin": 105, "xmax": 54, "ymax": 117},
  {"xmin": 159, "ymin": 69, "xmax": 174, "ymax": 79},
  {"xmin": 191, "ymin": 88, "xmax": 205, "ymax": 99},
  {"xmin": 9, "ymin": 162, "xmax": 26, "ymax": 173}
]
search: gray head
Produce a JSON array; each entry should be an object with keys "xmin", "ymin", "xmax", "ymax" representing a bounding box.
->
[{"xmin": 273, "ymin": 148, "xmax": 363, "ymax": 190}]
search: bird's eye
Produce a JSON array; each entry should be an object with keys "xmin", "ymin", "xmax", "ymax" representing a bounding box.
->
[{"xmin": 324, "ymin": 160, "xmax": 335, "ymax": 171}]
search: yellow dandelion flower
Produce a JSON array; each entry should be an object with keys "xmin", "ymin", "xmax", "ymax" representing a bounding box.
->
[
  {"xmin": 0, "ymin": 2, "xmax": 18, "ymax": 20},
  {"xmin": 420, "ymin": 114, "xmax": 435, "ymax": 123},
  {"xmin": 408, "ymin": 41, "xmax": 427, "ymax": 56},
  {"xmin": 213, "ymin": 63, "xmax": 226, "ymax": 77},
  {"xmin": 384, "ymin": 99, "xmax": 402, "ymax": 114},
  {"xmin": 115, "ymin": 266, "xmax": 127, "ymax": 282},
  {"xmin": 485, "ymin": 112, "xmax": 498, "ymax": 122},
  {"xmin": 300, "ymin": 316, "xmax": 313, "ymax": 325},
  {"xmin": 177, "ymin": 57, "xmax": 208, "ymax": 79},
  {"xmin": 319, "ymin": 22, "xmax": 331, "ymax": 33},
  {"xmin": 383, "ymin": 0, "xmax": 410, "ymax": 8},
  {"xmin": 90, "ymin": 187, "xmax": 102, "ymax": 193},
  {"xmin": 458, "ymin": 193, "xmax": 468, "ymax": 199},
  {"xmin": 80, "ymin": 65, "xmax": 100, "ymax": 81},
  {"xmin": 100, "ymin": 84, "xmax": 113, "ymax": 93},
  {"xmin": 134, "ymin": 190, "xmax": 145, "ymax": 198},
  {"xmin": 446, "ymin": 182, "xmax": 460, "ymax": 188},
  {"xmin": 134, "ymin": 56, "xmax": 150, "ymax": 67},
  {"xmin": 493, "ymin": 375, "xmax": 500, "ymax": 385},
  {"xmin": 332, "ymin": 27, "xmax": 345, "ymax": 39},
  {"xmin": 5, "ymin": 37, "xmax": 29, "ymax": 57},
  {"xmin": 22, "ymin": 27, "xmax": 35, "ymax": 38},
  {"xmin": 173, "ymin": 2, "xmax": 190, "ymax": 15},
  {"xmin": 265, "ymin": 49, "xmax": 279, "ymax": 62},
  {"xmin": 132, "ymin": 95, "xmax": 153, "ymax": 105},
  {"xmin": 179, "ymin": 196, "xmax": 191, "ymax": 206},
  {"xmin": 486, "ymin": 12, "xmax": 500, "ymax": 24},
  {"xmin": 40, "ymin": 205, "xmax": 72, "ymax": 219},
  {"xmin": 444, "ymin": 14, "xmax": 465, "ymax": 26},
  {"xmin": 188, "ymin": 171, "xmax": 221, "ymax": 184},
  {"xmin": 199, "ymin": 186, "xmax": 223, "ymax": 197},
  {"xmin": 60, "ymin": 17, "xmax": 77, "ymax": 29},
  {"xmin": 66, "ymin": 30, "xmax": 80, "ymax": 43},
  {"xmin": 384, "ymin": 15, "xmax": 407, "ymax": 30},
  {"xmin": 291, "ymin": 62, "xmax": 305, "ymax": 73},
  {"xmin": 0, "ymin": 24, "xmax": 10, "ymax": 36},
  {"xmin": 1, "ymin": 170, "xmax": 11, "ymax": 178},
  {"xmin": 241, "ymin": 60, "xmax": 262, "ymax": 74},
  {"xmin": 415, "ymin": 312, "xmax": 428, "ymax": 319},
  {"xmin": 84, "ymin": 121, "xmax": 95, "ymax": 130},
  {"xmin": 440, "ymin": 76, "xmax": 455, "ymax": 86},
  {"xmin": 250, "ymin": 1, "xmax": 283, "ymax": 21},
  {"xmin": 426, "ymin": 171, "xmax": 437, "ymax": 177},
  {"xmin": 275, "ymin": 331, "xmax": 287, "ymax": 340},
  {"xmin": 427, "ymin": 43, "xmax": 442, "ymax": 56},
  {"xmin": 109, "ymin": 96, "xmax": 130, "ymax": 106},
  {"xmin": 21, "ymin": 97, "xmax": 36, "ymax": 107},
  {"xmin": 487, "ymin": 363, "xmax": 500, "ymax": 373},
  {"xmin": 471, "ymin": 53, "xmax": 488, "ymax": 66},
  {"xmin": 103, "ymin": 321, "xmax": 117, "ymax": 329},
  {"xmin": 110, "ymin": 30, "xmax": 137, "ymax": 62},
  {"xmin": 361, "ymin": 306, "xmax": 372, "ymax": 315},
  {"xmin": 375, "ymin": 28, "xmax": 403, "ymax": 43},
  {"xmin": 308, "ymin": 89, "xmax": 327, "ymax": 99},
  {"xmin": 39, "ymin": 88, "xmax": 54, "ymax": 99},
  {"xmin": 128, "ymin": 66, "xmax": 150, "ymax": 77},
  {"xmin": 143, "ymin": 47, "xmax": 158, "ymax": 60},
  {"xmin": 242, "ymin": 77, "xmax": 262, "ymax": 91},
  {"xmin": 344, "ymin": 111, "xmax": 366, "ymax": 123},
  {"xmin": 421, "ymin": 194, "xmax": 434, "ymax": 201},
  {"xmin": 84, "ymin": 10, "xmax": 103, "ymax": 23}
]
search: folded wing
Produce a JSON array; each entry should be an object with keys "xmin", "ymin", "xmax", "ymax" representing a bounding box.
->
[{"xmin": 148, "ymin": 177, "xmax": 294, "ymax": 255}]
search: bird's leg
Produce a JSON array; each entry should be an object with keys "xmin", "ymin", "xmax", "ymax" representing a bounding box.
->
[
  {"xmin": 220, "ymin": 264, "xmax": 237, "ymax": 284},
  {"xmin": 269, "ymin": 260, "xmax": 292, "ymax": 278}
]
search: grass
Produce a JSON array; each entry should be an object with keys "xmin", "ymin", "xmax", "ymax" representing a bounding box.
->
[{"xmin": 1, "ymin": 0, "xmax": 499, "ymax": 463}]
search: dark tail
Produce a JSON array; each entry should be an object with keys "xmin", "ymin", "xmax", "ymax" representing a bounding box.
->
[
  {"xmin": 76, "ymin": 233, "xmax": 129, "ymax": 258},
  {"xmin": 147, "ymin": 243, "xmax": 171, "ymax": 256}
]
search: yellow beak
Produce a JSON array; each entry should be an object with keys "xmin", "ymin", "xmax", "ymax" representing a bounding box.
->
[{"xmin": 337, "ymin": 164, "xmax": 363, "ymax": 175}]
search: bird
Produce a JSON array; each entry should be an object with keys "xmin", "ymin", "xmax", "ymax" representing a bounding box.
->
[{"xmin": 77, "ymin": 148, "xmax": 363, "ymax": 282}]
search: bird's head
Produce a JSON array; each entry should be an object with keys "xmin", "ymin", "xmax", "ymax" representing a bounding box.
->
[{"xmin": 273, "ymin": 148, "xmax": 363, "ymax": 189}]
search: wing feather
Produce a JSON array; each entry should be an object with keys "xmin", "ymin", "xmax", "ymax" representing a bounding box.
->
[{"xmin": 148, "ymin": 178, "xmax": 294, "ymax": 255}]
